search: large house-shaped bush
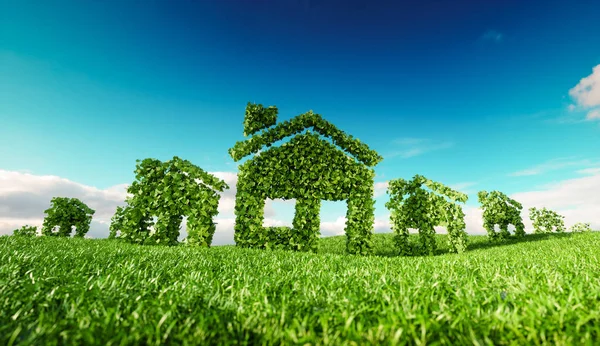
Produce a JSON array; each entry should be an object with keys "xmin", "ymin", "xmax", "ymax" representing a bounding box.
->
[{"xmin": 228, "ymin": 102, "xmax": 383, "ymax": 255}]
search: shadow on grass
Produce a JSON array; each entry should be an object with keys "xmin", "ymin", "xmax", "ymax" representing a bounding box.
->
[
  {"xmin": 466, "ymin": 232, "xmax": 573, "ymax": 252},
  {"xmin": 318, "ymin": 232, "xmax": 576, "ymax": 258},
  {"xmin": 398, "ymin": 232, "xmax": 574, "ymax": 257}
]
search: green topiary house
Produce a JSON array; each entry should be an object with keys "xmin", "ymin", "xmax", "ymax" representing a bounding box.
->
[{"xmin": 228, "ymin": 102, "xmax": 383, "ymax": 255}]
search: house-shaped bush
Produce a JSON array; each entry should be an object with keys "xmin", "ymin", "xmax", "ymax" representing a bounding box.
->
[
  {"xmin": 228, "ymin": 102, "xmax": 383, "ymax": 255},
  {"xmin": 386, "ymin": 175, "xmax": 469, "ymax": 256},
  {"xmin": 109, "ymin": 156, "xmax": 229, "ymax": 247}
]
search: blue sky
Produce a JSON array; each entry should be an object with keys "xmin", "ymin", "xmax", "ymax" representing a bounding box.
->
[{"xmin": 1, "ymin": 0, "xmax": 599, "ymax": 241}]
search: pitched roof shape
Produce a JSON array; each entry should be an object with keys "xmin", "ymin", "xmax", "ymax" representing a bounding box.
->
[
  {"xmin": 228, "ymin": 111, "xmax": 383, "ymax": 167},
  {"xmin": 138, "ymin": 156, "xmax": 229, "ymax": 193}
]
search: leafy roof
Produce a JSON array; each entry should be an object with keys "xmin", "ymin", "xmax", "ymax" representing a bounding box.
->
[
  {"xmin": 134, "ymin": 157, "xmax": 229, "ymax": 193},
  {"xmin": 228, "ymin": 111, "xmax": 383, "ymax": 167}
]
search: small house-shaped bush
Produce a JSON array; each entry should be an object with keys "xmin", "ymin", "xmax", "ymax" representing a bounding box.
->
[
  {"xmin": 109, "ymin": 156, "xmax": 229, "ymax": 247},
  {"xmin": 229, "ymin": 102, "xmax": 383, "ymax": 255}
]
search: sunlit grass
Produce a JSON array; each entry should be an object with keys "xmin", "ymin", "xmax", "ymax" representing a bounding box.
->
[{"xmin": 1, "ymin": 231, "xmax": 599, "ymax": 345}]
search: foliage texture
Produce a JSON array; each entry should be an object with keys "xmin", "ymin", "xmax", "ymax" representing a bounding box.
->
[
  {"xmin": 261, "ymin": 226, "xmax": 296, "ymax": 250},
  {"xmin": 477, "ymin": 190, "xmax": 526, "ymax": 241},
  {"xmin": 570, "ymin": 222, "xmax": 592, "ymax": 233},
  {"xmin": 385, "ymin": 175, "xmax": 469, "ymax": 255},
  {"xmin": 529, "ymin": 207, "xmax": 566, "ymax": 234},
  {"xmin": 230, "ymin": 103, "xmax": 382, "ymax": 255},
  {"xmin": 12, "ymin": 225, "xmax": 38, "ymax": 237},
  {"xmin": 243, "ymin": 102, "xmax": 278, "ymax": 136},
  {"xmin": 108, "ymin": 156, "xmax": 228, "ymax": 246},
  {"xmin": 41, "ymin": 197, "xmax": 95, "ymax": 237},
  {"xmin": 229, "ymin": 106, "xmax": 383, "ymax": 167}
]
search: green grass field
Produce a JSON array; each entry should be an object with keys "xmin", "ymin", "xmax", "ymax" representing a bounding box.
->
[{"xmin": 1, "ymin": 231, "xmax": 599, "ymax": 345}]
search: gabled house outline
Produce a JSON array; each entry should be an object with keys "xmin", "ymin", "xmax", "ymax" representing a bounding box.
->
[{"xmin": 228, "ymin": 104, "xmax": 383, "ymax": 254}]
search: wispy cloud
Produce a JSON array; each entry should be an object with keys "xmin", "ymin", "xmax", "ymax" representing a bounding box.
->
[
  {"xmin": 481, "ymin": 30, "xmax": 504, "ymax": 43},
  {"xmin": 449, "ymin": 181, "xmax": 478, "ymax": 192},
  {"xmin": 385, "ymin": 138, "xmax": 453, "ymax": 159},
  {"xmin": 509, "ymin": 157, "xmax": 596, "ymax": 177},
  {"xmin": 543, "ymin": 106, "xmax": 589, "ymax": 124},
  {"xmin": 392, "ymin": 138, "xmax": 428, "ymax": 146},
  {"xmin": 548, "ymin": 113, "xmax": 590, "ymax": 124},
  {"xmin": 576, "ymin": 167, "xmax": 600, "ymax": 175}
]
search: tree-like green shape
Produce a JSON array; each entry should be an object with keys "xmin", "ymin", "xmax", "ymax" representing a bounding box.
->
[
  {"xmin": 13, "ymin": 225, "xmax": 38, "ymax": 237},
  {"xmin": 477, "ymin": 190, "xmax": 525, "ymax": 241},
  {"xmin": 109, "ymin": 156, "xmax": 228, "ymax": 246},
  {"xmin": 41, "ymin": 197, "xmax": 95, "ymax": 237},
  {"xmin": 529, "ymin": 207, "xmax": 565, "ymax": 234},
  {"xmin": 385, "ymin": 175, "xmax": 469, "ymax": 256},
  {"xmin": 229, "ymin": 102, "xmax": 383, "ymax": 255}
]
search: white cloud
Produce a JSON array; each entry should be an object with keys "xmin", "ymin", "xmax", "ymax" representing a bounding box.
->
[
  {"xmin": 209, "ymin": 171, "xmax": 238, "ymax": 215},
  {"xmin": 510, "ymin": 172, "xmax": 600, "ymax": 229},
  {"xmin": 0, "ymin": 169, "xmax": 239, "ymax": 241},
  {"xmin": 374, "ymin": 181, "xmax": 389, "ymax": 197},
  {"xmin": 211, "ymin": 217, "xmax": 236, "ymax": 245},
  {"xmin": 0, "ymin": 217, "xmax": 44, "ymax": 235},
  {"xmin": 568, "ymin": 64, "xmax": 600, "ymax": 122},
  {"xmin": 318, "ymin": 216, "xmax": 348, "ymax": 236},
  {"xmin": 587, "ymin": 109, "xmax": 600, "ymax": 120},
  {"xmin": 0, "ymin": 169, "xmax": 128, "ymax": 228},
  {"xmin": 320, "ymin": 216, "xmax": 393, "ymax": 237},
  {"xmin": 463, "ymin": 207, "xmax": 486, "ymax": 234},
  {"xmin": 569, "ymin": 65, "xmax": 600, "ymax": 108}
]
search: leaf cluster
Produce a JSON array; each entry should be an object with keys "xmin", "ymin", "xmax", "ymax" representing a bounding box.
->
[
  {"xmin": 243, "ymin": 102, "xmax": 279, "ymax": 136},
  {"xmin": 385, "ymin": 174, "xmax": 468, "ymax": 255},
  {"xmin": 570, "ymin": 222, "xmax": 592, "ymax": 233},
  {"xmin": 529, "ymin": 207, "xmax": 566, "ymax": 234},
  {"xmin": 41, "ymin": 197, "xmax": 95, "ymax": 237},
  {"xmin": 234, "ymin": 132, "xmax": 376, "ymax": 255},
  {"xmin": 229, "ymin": 104, "xmax": 383, "ymax": 167},
  {"xmin": 109, "ymin": 156, "xmax": 228, "ymax": 247},
  {"xmin": 232, "ymin": 103, "xmax": 379, "ymax": 255},
  {"xmin": 477, "ymin": 190, "xmax": 525, "ymax": 241},
  {"xmin": 12, "ymin": 225, "xmax": 38, "ymax": 237},
  {"xmin": 261, "ymin": 226, "xmax": 296, "ymax": 250}
]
